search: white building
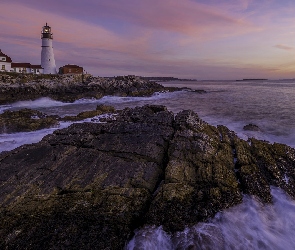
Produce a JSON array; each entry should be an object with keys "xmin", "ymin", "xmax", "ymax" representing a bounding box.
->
[
  {"xmin": 31, "ymin": 65, "xmax": 43, "ymax": 74},
  {"xmin": 0, "ymin": 49, "xmax": 12, "ymax": 72},
  {"xmin": 0, "ymin": 49, "xmax": 43, "ymax": 75},
  {"xmin": 41, "ymin": 23, "xmax": 57, "ymax": 74},
  {"xmin": 11, "ymin": 63, "xmax": 43, "ymax": 74}
]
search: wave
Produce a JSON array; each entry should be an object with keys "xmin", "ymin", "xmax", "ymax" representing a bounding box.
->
[
  {"xmin": 126, "ymin": 187, "xmax": 295, "ymax": 250},
  {"xmin": 0, "ymin": 113, "xmax": 116, "ymax": 153},
  {"xmin": 0, "ymin": 97, "xmax": 70, "ymax": 114}
]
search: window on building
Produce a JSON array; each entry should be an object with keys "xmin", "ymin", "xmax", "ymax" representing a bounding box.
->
[
  {"xmin": 1, "ymin": 65, "xmax": 5, "ymax": 70},
  {"xmin": 1, "ymin": 58, "xmax": 6, "ymax": 61}
]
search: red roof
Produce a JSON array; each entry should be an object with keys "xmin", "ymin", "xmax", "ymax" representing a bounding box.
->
[
  {"xmin": 11, "ymin": 63, "xmax": 32, "ymax": 68},
  {"xmin": 31, "ymin": 65, "xmax": 43, "ymax": 69},
  {"xmin": 0, "ymin": 49, "xmax": 12, "ymax": 63},
  {"xmin": 61, "ymin": 64, "xmax": 83, "ymax": 69}
]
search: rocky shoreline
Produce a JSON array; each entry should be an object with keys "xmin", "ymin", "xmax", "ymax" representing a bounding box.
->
[
  {"xmin": 0, "ymin": 73, "xmax": 182, "ymax": 104},
  {"xmin": 1, "ymin": 105, "xmax": 295, "ymax": 249},
  {"xmin": 0, "ymin": 105, "xmax": 115, "ymax": 134}
]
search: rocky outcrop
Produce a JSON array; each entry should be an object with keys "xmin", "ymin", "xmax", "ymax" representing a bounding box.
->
[
  {"xmin": 1, "ymin": 106, "xmax": 295, "ymax": 249},
  {"xmin": 61, "ymin": 104, "xmax": 116, "ymax": 121},
  {"xmin": 0, "ymin": 108, "xmax": 59, "ymax": 133},
  {"xmin": 0, "ymin": 73, "xmax": 168, "ymax": 104},
  {"xmin": 146, "ymin": 112, "xmax": 242, "ymax": 231},
  {"xmin": 0, "ymin": 105, "xmax": 116, "ymax": 134},
  {"xmin": 0, "ymin": 105, "xmax": 175, "ymax": 249}
]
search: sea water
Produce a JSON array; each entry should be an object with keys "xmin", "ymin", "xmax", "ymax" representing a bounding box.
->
[
  {"xmin": 126, "ymin": 187, "xmax": 295, "ymax": 250},
  {"xmin": 1, "ymin": 79, "xmax": 295, "ymax": 249}
]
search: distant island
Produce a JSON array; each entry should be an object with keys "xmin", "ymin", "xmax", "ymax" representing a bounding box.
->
[
  {"xmin": 236, "ymin": 78, "xmax": 268, "ymax": 81},
  {"xmin": 102, "ymin": 76, "xmax": 197, "ymax": 82},
  {"xmin": 141, "ymin": 76, "xmax": 197, "ymax": 82},
  {"xmin": 105, "ymin": 76, "xmax": 197, "ymax": 81}
]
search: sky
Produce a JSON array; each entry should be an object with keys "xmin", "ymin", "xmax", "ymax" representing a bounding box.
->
[{"xmin": 0, "ymin": 0, "xmax": 294, "ymax": 80}]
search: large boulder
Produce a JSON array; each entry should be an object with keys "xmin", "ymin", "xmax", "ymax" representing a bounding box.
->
[
  {"xmin": 0, "ymin": 105, "xmax": 174, "ymax": 249},
  {"xmin": 1, "ymin": 105, "xmax": 295, "ymax": 249},
  {"xmin": 146, "ymin": 111, "xmax": 242, "ymax": 231},
  {"xmin": 0, "ymin": 108, "xmax": 59, "ymax": 133}
]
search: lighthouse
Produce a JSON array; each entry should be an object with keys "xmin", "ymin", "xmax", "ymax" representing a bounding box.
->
[{"xmin": 41, "ymin": 23, "xmax": 57, "ymax": 74}]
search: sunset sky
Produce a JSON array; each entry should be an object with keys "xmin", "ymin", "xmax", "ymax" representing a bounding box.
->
[{"xmin": 0, "ymin": 0, "xmax": 294, "ymax": 79}]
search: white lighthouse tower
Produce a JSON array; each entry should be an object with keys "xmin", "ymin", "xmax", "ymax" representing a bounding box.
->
[{"xmin": 41, "ymin": 23, "xmax": 57, "ymax": 74}]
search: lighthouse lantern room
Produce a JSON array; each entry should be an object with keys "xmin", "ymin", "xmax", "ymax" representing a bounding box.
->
[{"xmin": 41, "ymin": 23, "xmax": 57, "ymax": 74}]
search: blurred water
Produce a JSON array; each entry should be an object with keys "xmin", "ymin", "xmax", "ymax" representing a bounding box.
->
[
  {"xmin": 0, "ymin": 113, "xmax": 115, "ymax": 153},
  {"xmin": 126, "ymin": 187, "xmax": 295, "ymax": 250},
  {"xmin": 1, "ymin": 79, "xmax": 294, "ymax": 147},
  {"xmin": 160, "ymin": 80, "xmax": 295, "ymax": 147}
]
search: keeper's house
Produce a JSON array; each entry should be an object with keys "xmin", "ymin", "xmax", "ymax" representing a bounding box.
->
[
  {"xmin": 59, "ymin": 64, "xmax": 83, "ymax": 74},
  {"xmin": 0, "ymin": 50, "xmax": 43, "ymax": 74},
  {"xmin": 11, "ymin": 63, "xmax": 43, "ymax": 74},
  {"xmin": 0, "ymin": 49, "xmax": 12, "ymax": 72}
]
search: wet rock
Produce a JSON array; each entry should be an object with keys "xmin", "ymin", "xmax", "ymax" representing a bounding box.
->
[
  {"xmin": 0, "ymin": 105, "xmax": 174, "ymax": 249},
  {"xmin": 62, "ymin": 105, "xmax": 116, "ymax": 121},
  {"xmin": 250, "ymin": 139, "xmax": 295, "ymax": 198},
  {"xmin": 0, "ymin": 73, "xmax": 170, "ymax": 104},
  {"xmin": 146, "ymin": 110, "xmax": 242, "ymax": 232},
  {"xmin": 0, "ymin": 108, "xmax": 59, "ymax": 133},
  {"xmin": 1, "ymin": 106, "xmax": 295, "ymax": 248},
  {"xmin": 232, "ymin": 138, "xmax": 272, "ymax": 203}
]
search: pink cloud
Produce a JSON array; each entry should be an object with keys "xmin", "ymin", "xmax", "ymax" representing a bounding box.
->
[
  {"xmin": 1, "ymin": 1, "xmax": 295, "ymax": 79},
  {"xmin": 274, "ymin": 44, "xmax": 293, "ymax": 51},
  {"xmin": 0, "ymin": 3, "xmax": 153, "ymax": 62},
  {"xmin": 93, "ymin": 0, "xmax": 260, "ymax": 38}
]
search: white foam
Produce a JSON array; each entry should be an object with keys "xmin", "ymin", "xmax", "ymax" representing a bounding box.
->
[
  {"xmin": 0, "ymin": 113, "xmax": 117, "ymax": 153},
  {"xmin": 126, "ymin": 226, "xmax": 172, "ymax": 250},
  {"xmin": 82, "ymin": 113, "xmax": 117, "ymax": 123},
  {"xmin": 0, "ymin": 121, "xmax": 70, "ymax": 153},
  {"xmin": 126, "ymin": 187, "xmax": 295, "ymax": 250},
  {"xmin": 74, "ymin": 91, "xmax": 181, "ymax": 105},
  {"xmin": 0, "ymin": 97, "xmax": 70, "ymax": 114}
]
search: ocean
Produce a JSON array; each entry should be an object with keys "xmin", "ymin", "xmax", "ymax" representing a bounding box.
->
[{"xmin": 1, "ymin": 79, "xmax": 295, "ymax": 249}]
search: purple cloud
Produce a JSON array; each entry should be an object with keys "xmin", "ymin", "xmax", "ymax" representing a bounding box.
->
[
  {"xmin": 1, "ymin": 1, "xmax": 295, "ymax": 79},
  {"xmin": 274, "ymin": 44, "xmax": 293, "ymax": 51}
]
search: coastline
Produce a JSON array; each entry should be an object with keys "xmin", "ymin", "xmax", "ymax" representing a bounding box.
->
[{"xmin": 0, "ymin": 73, "xmax": 183, "ymax": 105}]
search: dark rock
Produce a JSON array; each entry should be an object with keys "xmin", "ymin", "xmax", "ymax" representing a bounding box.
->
[
  {"xmin": 232, "ymin": 138, "xmax": 271, "ymax": 202},
  {"xmin": 249, "ymin": 139, "xmax": 295, "ymax": 198},
  {"xmin": 0, "ymin": 108, "xmax": 59, "ymax": 133},
  {"xmin": 1, "ymin": 105, "xmax": 295, "ymax": 248},
  {"xmin": 193, "ymin": 89, "xmax": 207, "ymax": 94},
  {"xmin": 0, "ymin": 73, "xmax": 171, "ymax": 105},
  {"xmin": 0, "ymin": 105, "xmax": 174, "ymax": 249},
  {"xmin": 243, "ymin": 123, "xmax": 261, "ymax": 131},
  {"xmin": 146, "ymin": 111, "xmax": 242, "ymax": 231},
  {"xmin": 62, "ymin": 105, "xmax": 116, "ymax": 121}
]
